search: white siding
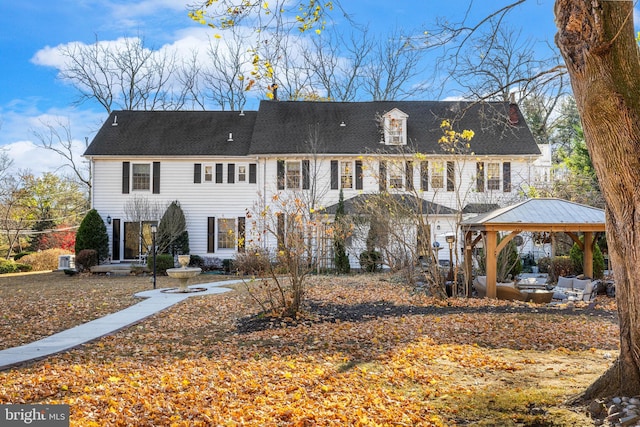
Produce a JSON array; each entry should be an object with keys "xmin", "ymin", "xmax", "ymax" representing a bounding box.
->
[{"xmin": 92, "ymin": 151, "xmax": 538, "ymax": 264}]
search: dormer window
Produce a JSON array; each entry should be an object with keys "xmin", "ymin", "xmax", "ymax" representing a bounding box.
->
[{"xmin": 383, "ymin": 108, "xmax": 408, "ymax": 145}]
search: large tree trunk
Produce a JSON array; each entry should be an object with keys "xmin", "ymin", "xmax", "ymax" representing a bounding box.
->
[{"xmin": 555, "ymin": 1, "xmax": 640, "ymax": 398}]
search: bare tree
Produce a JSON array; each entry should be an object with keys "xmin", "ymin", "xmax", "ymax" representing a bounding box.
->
[
  {"xmin": 200, "ymin": 32, "xmax": 250, "ymax": 110},
  {"xmin": 363, "ymin": 26, "xmax": 430, "ymax": 101},
  {"xmin": 301, "ymin": 27, "xmax": 372, "ymax": 101},
  {"xmin": 32, "ymin": 118, "xmax": 91, "ymax": 196},
  {"xmin": 57, "ymin": 35, "xmax": 192, "ymax": 113}
]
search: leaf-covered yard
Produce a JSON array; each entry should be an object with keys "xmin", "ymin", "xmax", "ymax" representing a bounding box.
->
[{"xmin": 0, "ymin": 272, "xmax": 619, "ymax": 426}]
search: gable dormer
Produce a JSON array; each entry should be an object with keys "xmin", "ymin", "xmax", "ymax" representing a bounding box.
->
[{"xmin": 382, "ymin": 108, "xmax": 409, "ymax": 146}]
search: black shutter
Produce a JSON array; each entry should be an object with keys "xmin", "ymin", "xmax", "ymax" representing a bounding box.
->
[
  {"xmin": 215, "ymin": 163, "xmax": 223, "ymax": 183},
  {"xmin": 355, "ymin": 160, "xmax": 363, "ymax": 190},
  {"xmin": 112, "ymin": 218, "xmax": 121, "ymax": 261},
  {"xmin": 330, "ymin": 160, "xmax": 338, "ymax": 190},
  {"xmin": 476, "ymin": 162, "xmax": 485, "ymax": 192},
  {"xmin": 122, "ymin": 162, "xmax": 130, "ymax": 194},
  {"xmin": 447, "ymin": 161, "xmax": 455, "ymax": 191},
  {"xmin": 503, "ymin": 162, "xmax": 511, "ymax": 192},
  {"xmin": 249, "ymin": 163, "xmax": 257, "ymax": 184},
  {"xmin": 237, "ymin": 217, "xmax": 245, "ymax": 252},
  {"xmin": 379, "ymin": 161, "xmax": 387, "ymax": 191},
  {"xmin": 228, "ymin": 163, "xmax": 235, "ymax": 184},
  {"xmin": 302, "ymin": 160, "xmax": 310, "ymax": 190},
  {"xmin": 152, "ymin": 162, "xmax": 160, "ymax": 194},
  {"xmin": 277, "ymin": 160, "xmax": 285, "ymax": 190},
  {"xmin": 277, "ymin": 213, "xmax": 285, "ymax": 250},
  {"xmin": 420, "ymin": 161, "xmax": 428, "ymax": 191},
  {"xmin": 207, "ymin": 217, "xmax": 215, "ymax": 253},
  {"xmin": 405, "ymin": 161, "xmax": 413, "ymax": 190},
  {"xmin": 194, "ymin": 163, "xmax": 201, "ymax": 183}
]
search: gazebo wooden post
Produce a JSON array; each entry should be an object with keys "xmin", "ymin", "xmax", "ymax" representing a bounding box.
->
[
  {"xmin": 584, "ymin": 231, "xmax": 594, "ymax": 278},
  {"xmin": 485, "ymin": 230, "xmax": 498, "ymax": 299},
  {"xmin": 464, "ymin": 230, "xmax": 473, "ymax": 297}
]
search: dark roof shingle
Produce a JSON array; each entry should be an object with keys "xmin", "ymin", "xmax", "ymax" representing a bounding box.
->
[
  {"xmin": 84, "ymin": 110, "xmax": 257, "ymax": 157},
  {"xmin": 84, "ymin": 101, "xmax": 539, "ymax": 157}
]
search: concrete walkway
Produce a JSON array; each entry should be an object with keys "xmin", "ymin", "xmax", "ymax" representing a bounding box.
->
[{"xmin": 0, "ymin": 279, "xmax": 243, "ymax": 371}]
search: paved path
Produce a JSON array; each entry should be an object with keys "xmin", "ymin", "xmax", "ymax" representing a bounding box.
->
[{"xmin": 0, "ymin": 279, "xmax": 243, "ymax": 371}]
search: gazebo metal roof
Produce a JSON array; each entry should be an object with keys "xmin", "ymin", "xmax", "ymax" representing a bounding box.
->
[
  {"xmin": 461, "ymin": 198, "xmax": 605, "ymax": 232},
  {"xmin": 460, "ymin": 198, "xmax": 606, "ymax": 298}
]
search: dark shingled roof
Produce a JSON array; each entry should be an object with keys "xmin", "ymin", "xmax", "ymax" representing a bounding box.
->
[
  {"xmin": 249, "ymin": 100, "xmax": 539, "ymax": 156},
  {"xmin": 321, "ymin": 194, "xmax": 456, "ymax": 216},
  {"xmin": 84, "ymin": 110, "xmax": 257, "ymax": 157},
  {"xmin": 84, "ymin": 101, "xmax": 539, "ymax": 157}
]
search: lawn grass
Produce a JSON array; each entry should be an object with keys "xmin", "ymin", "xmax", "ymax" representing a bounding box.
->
[{"xmin": 0, "ymin": 272, "xmax": 620, "ymax": 426}]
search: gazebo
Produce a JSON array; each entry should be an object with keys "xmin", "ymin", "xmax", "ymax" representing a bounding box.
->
[{"xmin": 460, "ymin": 198, "xmax": 606, "ymax": 299}]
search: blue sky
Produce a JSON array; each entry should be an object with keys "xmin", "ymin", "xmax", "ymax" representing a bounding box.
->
[{"xmin": 0, "ymin": 0, "xmax": 600, "ymax": 175}]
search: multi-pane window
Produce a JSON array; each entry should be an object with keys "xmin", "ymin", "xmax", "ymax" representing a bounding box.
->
[
  {"xmin": 286, "ymin": 161, "xmax": 301, "ymax": 189},
  {"xmin": 132, "ymin": 164, "xmax": 150, "ymax": 190},
  {"xmin": 238, "ymin": 165, "xmax": 246, "ymax": 182},
  {"xmin": 431, "ymin": 161, "xmax": 444, "ymax": 189},
  {"xmin": 204, "ymin": 165, "xmax": 213, "ymax": 182},
  {"xmin": 389, "ymin": 118, "xmax": 403, "ymax": 145},
  {"xmin": 487, "ymin": 163, "xmax": 501, "ymax": 190},
  {"xmin": 218, "ymin": 218, "xmax": 236, "ymax": 249},
  {"xmin": 389, "ymin": 163, "xmax": 404, "ymax": 189},
  {"xmin": 341, "ymin": 161, "xmax": 353, "ymax": 189}
]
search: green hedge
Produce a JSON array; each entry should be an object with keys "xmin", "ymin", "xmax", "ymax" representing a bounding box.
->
[{"xmin": 148, "ymin": 254, "xmax": 175, "ymax": 275}]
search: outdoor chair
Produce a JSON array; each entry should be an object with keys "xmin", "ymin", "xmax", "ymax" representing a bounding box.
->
[{"xmin": 552, "ymin": 276, "xmax": 598, "ymax": 301}]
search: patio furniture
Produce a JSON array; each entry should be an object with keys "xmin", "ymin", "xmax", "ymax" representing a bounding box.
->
[
  {"xmin": 473, "ymin": 276, "xmax": 527, "ymax": 301},
  {"xmin": 496, "ymin": 285, "xmax": 528, "ymax": 301},
  {"xmin": 552, "ymin": 276, "xmax": 598, "ymax": 301},
  {"xmin": 516, "ymin": 277, "xmax": 548, "ymax": 291},
  {"xmin": 521, "ymin": 289, "xmax": 554, "ymax": 304}
]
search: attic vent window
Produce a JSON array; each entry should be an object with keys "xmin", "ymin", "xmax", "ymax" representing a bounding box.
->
[
  {"xmin": 227, "ymin": 132, "xmax": 233, "ymax": 142},
  {"xmin": 383, "ymin": 108, "xmax": 408, "ymax": 146}
]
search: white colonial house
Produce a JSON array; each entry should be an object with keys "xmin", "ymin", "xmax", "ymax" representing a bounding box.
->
[{"xmin": 84, "ymin": 100, "xmax": 544, "ymax": 268}]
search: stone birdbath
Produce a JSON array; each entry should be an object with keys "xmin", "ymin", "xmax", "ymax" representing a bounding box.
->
[{"xmin": 165, "ymin": 255, "xmax": 202, "ymax": 293}]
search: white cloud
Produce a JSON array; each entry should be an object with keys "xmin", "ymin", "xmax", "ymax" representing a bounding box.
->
[{"xmin": 1, "ymin": 106, "xmax": 105, "ymax": 176}]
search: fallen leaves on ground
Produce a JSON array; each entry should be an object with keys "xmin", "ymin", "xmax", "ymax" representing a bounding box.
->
[
  {"xmin": 0, "ymin": 274, "xmax": 619, "ymax": 426},
  {"xmin": 0, "ymin": 272, "xmax": 229, "ymax": 349}
]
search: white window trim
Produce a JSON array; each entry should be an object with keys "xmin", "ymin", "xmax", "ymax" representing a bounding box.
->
[
  {"xmin": 383, "ymin": 108, "xmax": 409, "ymax": 146},
  {"xmin": 131, "ymin": 163, "xmax": 151, "ymax": 191}
]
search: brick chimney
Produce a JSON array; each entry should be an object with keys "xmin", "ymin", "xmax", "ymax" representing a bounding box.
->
[{"xmin": 508, "ymin": 93, "xmax": 519, "ymax": 125}]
